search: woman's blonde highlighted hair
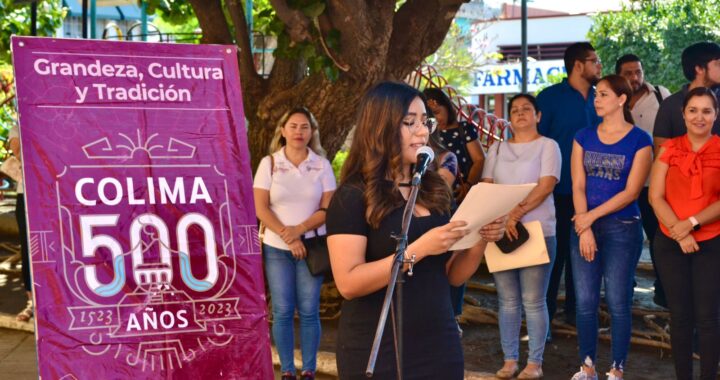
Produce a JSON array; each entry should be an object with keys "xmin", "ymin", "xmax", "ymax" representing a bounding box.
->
[{"xmin": 269, "ymin": 106, "xmax": 326, "ymax": 157}]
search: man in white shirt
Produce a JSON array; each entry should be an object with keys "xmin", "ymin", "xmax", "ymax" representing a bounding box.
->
[
  {"xmin": 616, "ymin": 54, "xmax": 672, "ymax": 138},
  {"xmin": 615, "ymin": 54, "xmax": 670, "ymax": 308}
]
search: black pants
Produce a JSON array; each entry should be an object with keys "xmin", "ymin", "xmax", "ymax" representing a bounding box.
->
[
  {"xmin": 15, "ymin": 195, "xmax": 31, "ymax": 292},
  {"xmin": 547, "ymin": 193, "xmax": 575, "ymax": 322},
  {"xmin": 638, "ymin": 187, "xmax": 665, "ymax": 305},
  {"xmin": 654, "ymin": 232, "xmax": 720, "ymax": 380}
]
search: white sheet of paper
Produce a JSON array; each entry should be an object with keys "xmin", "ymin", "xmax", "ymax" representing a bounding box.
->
[{"xmin": 449, "ymin": 182, "xmax": 536, "ymax": 250}]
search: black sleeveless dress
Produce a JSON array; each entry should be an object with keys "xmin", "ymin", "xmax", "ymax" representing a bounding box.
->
[{"xmin": 326, "ymin": 179, "xmax": 463, "ymax": 380}]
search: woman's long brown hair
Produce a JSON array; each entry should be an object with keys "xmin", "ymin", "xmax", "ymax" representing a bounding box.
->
[
  {"xmin": 599, "ymin": 74, "xmax": 635, "ymax": 125},
  {"xmin": 341, "ymin": 82, "xmax": 452, "ymax": 228}
]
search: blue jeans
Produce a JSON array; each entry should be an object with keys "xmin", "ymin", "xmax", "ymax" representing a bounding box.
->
[
  {"xmin": 494, "ymin": 236, "xmax": 557, "ymax": 364},
  {"xmin": 263, "ymin": 244, "xmax": 324, "ymax": 373},
  {"xmin": 570, "ymin": 217, "xmax": 642, "ymax": 371}
]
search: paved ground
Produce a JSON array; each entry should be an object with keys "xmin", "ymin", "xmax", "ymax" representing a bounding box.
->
[
  {"xmin": 0, "ymin": 328, "xmax": 340, "ymax": 380},
  {"xmin": 0, "ymin": 198, "xmax": 714, "ymax": 380},
  {"xmin": 0, "ymin": 196, "xmax": 37, "ymax": 380},
  {"xmin": 0, "ymin": 259, "xmax": 688, "ymax": 380},
  {"xmin": 0, "ymin": 328, "xmax": 36, "ymax": 380}
]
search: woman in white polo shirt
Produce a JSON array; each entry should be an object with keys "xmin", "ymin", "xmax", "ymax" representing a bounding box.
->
[{"xmin": 253, "ymin": 107, "xmax": 336, "ymax": 380}]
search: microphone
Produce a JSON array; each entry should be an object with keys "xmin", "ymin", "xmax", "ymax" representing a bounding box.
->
[{"xmin": 412, "ymin": 146, "xmax": 435, "ymax": 185}]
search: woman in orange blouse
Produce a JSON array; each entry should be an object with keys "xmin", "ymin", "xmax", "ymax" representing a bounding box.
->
[{"xmin": 649, "ymin": 87, "xmax": 720, "ymax": 380}]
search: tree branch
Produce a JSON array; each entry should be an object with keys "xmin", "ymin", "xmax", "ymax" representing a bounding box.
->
[
  {"xmin": 187, "ymin": 0, "xmax": 233, "ymax": 44},
  {"xmin": 270, "ymin": 0, "xmax": 312, "ymax": 43},
  {"xmin": 326, "ymin": 0, "xmax": 393, "ymax": 81},
  {"xmin": 386, "ymin": 0, "xmax": 468, "ymax": 80},
  {"xmin": 225, "ymin": 0, "xmax": 263, "ymax": 96},
  {"xmin": 268, "ymin": 55, "xmax": 303, "ymax": 88},
  {"xmin": 314, "ymin": 16, "xmax": 350, "ymax": 72}
]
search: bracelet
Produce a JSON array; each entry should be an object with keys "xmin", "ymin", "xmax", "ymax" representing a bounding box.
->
[
  {"xmin": 403, "ymin": 252, "xmax": 417, "ymax": 276},
  {"xmin": 318, "ymin": 207, "xmax": 327, "ymax": 212}
]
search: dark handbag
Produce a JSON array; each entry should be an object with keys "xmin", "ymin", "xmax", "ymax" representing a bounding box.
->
[
  {"xmin": 303, "ymin": 230, "xmax": 331, "ymax": 278},
  {"xmin": 495, "ymin": 222, "xmax": 530, "ymax": 253},
  {"xmin": 453, "ymin": 121, "xmax": 473, "ymax": 204},
  {"xmin": 454, "ymin": 174, "xmax": 471, "ymax": 204}
]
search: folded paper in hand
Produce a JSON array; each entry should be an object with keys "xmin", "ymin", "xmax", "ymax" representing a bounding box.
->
[
  {"xmin": 485, "ymin": 220, "xmax": 549, "ymax": 273},
  {"xmin": 449, "ymin": 182, "xmax": 535, "ymax": 251}
]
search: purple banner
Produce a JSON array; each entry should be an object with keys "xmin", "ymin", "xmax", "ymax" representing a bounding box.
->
[{"xmin": 11, "ymin": 36, "xmax": 272, "ymax": 379}]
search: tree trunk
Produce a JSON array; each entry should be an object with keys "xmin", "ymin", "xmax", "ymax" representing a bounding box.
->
[{"xmin": 191, "ymin": 0, "xmax": 469, "ymax": 170}]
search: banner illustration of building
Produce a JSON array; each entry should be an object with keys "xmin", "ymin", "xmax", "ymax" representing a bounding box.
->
[{"xmin": 11, "ymin": 36, "xmax": 272, "ymax": 379}]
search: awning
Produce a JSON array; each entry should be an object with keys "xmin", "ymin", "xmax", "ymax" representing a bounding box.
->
[
  {"xmin": 97, "ymin": 0, "xmax": 135, "ymax": 5},
  {"xmin": 62, "ymin": 0, "xmax": 145, "ymax": 21}
]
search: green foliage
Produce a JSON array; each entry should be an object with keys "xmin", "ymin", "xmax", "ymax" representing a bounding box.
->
[
  {"xmin": 588, "ymin": 0, "xmax": 720, "ymax": 93},
  {"xmin": 152, "ymin": 7, "xmax": 200, "ymax": 43},
  {"xmin": 534, "ymin": 71, "xmax": 567, "ymax": 94},
  {"xmin": 0, "ymin": 64, "xmax": 15, "ymax": 150},
  {"xmin": 331, "ymin": 150, "xmax": 347, "ymax": 183},
  {"xmin": 426, "ymin": 22, "xmax": 493, "ymax": 93},
  {"xmin": 0, "ymin": 0, "xmax": 66, "ymax": 64},
  {"xmin": 145, "ymin": 0, "xmax": 196, "ymax": 25},
  {"xmin": 0, "ymin": 0, "xmax": 62, "ymax": 150},
  {"xmin": 252, "ymin": 0, "xmax": 276, "ymax": 34},
  {"xmin": 253, "ymin": 0, "xmax": 341, "ymax": 81},
  {"xmin": 153, "ymin": 0, "xmax": 342, "ymax": 81}
]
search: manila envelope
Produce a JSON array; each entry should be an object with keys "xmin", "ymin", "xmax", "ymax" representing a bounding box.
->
[{"xmin": 485, "ymin": 220, "xmax": 549, "ymax": 273}]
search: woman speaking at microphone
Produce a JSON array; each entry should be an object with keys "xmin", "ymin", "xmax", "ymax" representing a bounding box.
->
[{"xmin": 326, "ymin": 81, "xmax": 504, "ymax": 379}]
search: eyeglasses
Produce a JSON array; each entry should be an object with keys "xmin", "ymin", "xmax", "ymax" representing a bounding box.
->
[
  {"xmin": 402, "ymin": 117, "xmax": 437, "ymax": 134},
  {"xmin": 583, "ymin": 57, "xmax": 602, "ymax": 65}
]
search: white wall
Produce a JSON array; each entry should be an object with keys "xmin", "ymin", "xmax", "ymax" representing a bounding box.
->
[{"xmin": 474, "ymin": 15, "xmax": 593, "ymax": 55}]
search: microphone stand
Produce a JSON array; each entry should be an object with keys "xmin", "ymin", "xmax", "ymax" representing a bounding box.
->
[{"xmin": 366, "ymin": 173, "xmax": 423, "ymax": 379}]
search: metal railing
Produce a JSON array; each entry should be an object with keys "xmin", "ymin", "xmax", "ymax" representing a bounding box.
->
[{"xmin": 407, "ymin": 63, "xmax": 510, "ymax": 150}]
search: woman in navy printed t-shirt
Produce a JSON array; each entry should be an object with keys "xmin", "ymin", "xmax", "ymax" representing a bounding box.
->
[{"xmin": 569, "ymin": 75, "xmax": 653, "ymax": 380}]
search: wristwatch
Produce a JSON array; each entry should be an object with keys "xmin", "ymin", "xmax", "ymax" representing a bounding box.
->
[{"xmin": 689, "ymin": 216, "xmax": 701, "ymax": 231}]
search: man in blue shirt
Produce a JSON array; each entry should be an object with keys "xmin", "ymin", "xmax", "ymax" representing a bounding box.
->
[{"xmin": 537, "ymin": 42, "xmax": 602, "ymax": 337}]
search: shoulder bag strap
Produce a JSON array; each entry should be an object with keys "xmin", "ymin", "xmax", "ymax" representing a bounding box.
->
[
  {"xmin": 653, "ymin": 85, "xmax": 664, "ymax": 105},
  {"xmin": 259, "ymin": 154, "xmax": 275, "ymax": 239},
  {"xmin": 492, "ymin": 140, "xmax": 502, "ymax": 174}
]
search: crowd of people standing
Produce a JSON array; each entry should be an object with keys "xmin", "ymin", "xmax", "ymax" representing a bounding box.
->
[{"xmin": 251, "ymin": 41, "xmax": 720, "ymax": 380}]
